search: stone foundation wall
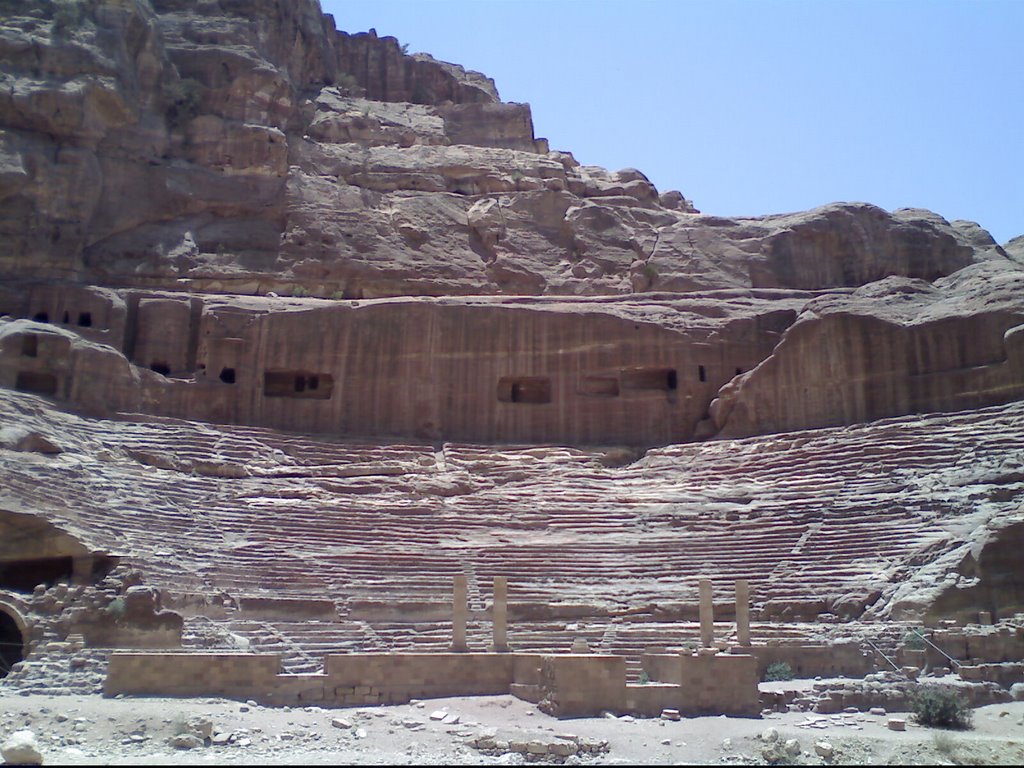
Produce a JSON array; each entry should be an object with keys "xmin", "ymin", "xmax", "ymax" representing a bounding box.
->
[
  {"xmin": 105, "ymin": 650, "xmax": 761, "ymax": 718},
  {"xmin": 928, "ymin": 625, "xmax": 1024, "ymax": 665},
  {"xmin": 733, "ymin": 643, "xmax": 874, "ymax": 679},
  {"xmin": 105, "ymin": 652, "xmax": 543, "ymax": 708},
  {"xmin": 638, "ymin": 652, "xmax": 760, "ymax": 717}
]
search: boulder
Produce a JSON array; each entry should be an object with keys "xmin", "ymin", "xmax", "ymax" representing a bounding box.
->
[{"xmin": 1, "ymin": 730, "xmax": 43, "ymax": 766}]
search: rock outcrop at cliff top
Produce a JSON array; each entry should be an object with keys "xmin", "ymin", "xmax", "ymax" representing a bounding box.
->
[{"xmin": 1, "ymin": 0, "xmax": 1022, "ymax": 447}]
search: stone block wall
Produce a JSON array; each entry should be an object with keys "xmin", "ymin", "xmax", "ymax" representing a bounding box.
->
[
  {"xmin": 928, "ymin": 625, "xmax": 1024, "ymax": 666},
  {"xmin": 640, "ymin": 652, "xmax": 760, "ymax": 717},
  {"xmin": 105, "ymin": 653, "xmax": 281, "ymax": 698},
  {"xmin": 735, "ymin": 642, "xmax": 873, "ymax": 679},
  {"xmin": 537, "ymin": 655, "xmax": 626, "ymax": 717},
  {"xmin": 106, "ymin": 652, "xmax": 539, "ymax": 708},
  {"xmin": 325, "ymin": 653, "xmax": 519, "ymax": 705},
  {"xmin": 106, "ymin": 650, "xmax": 762, "ymax": 719}
]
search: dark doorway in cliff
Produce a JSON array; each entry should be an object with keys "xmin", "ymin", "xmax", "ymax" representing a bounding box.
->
[
  {"xmin": 219, "ymin": 367, "xmax": 236, "ymax": 384},
  {"xmin": 32, "ymin": 312, "xmax": 48, "ymax": 323},
  {"xmin": 0, "ymin": 557, "xmax": 74, "ymax": 593},
  {"xmin": 497, "ymin": 377, "xmax": 552, "ymax": 404},
  {"xmin": 698, "ymin": 365, "xmax": 707, "ymax": 382},
  {"xmin": 77, "ymin": 312, "xmax": 92, "ymax": 327},
  {"xmin": 0, "ymin": 610, "xmax": 24, "ymax": 679},
  {"xmin": 15, "ymin": 371, "xmax": 57, "ymax": 396},
  {"xmin": 150, "ymin": 361, "xmax": 171, "ymax": 376}
]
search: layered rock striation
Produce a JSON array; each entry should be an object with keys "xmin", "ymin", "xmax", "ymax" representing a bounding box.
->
[
  {"xmin": 2, "ymin": 0, "xmax": 1024, "ymax": 674},
  {"xmin": 1, "ymin": 0, "xmax": 1022, "ymax": 445},
  {"xmin": 0, "ymin": 0, "xmax": 1021, "ymax": 442}
]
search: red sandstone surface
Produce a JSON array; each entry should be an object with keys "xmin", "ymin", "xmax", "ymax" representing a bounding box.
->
[{"xmin": 0, "ymin": 3, "xmax": 1023, "ymax": 762}]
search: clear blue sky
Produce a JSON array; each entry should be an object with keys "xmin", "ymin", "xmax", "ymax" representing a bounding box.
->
[{"xmin": 320, "ymin": 0, "xmax": 1023, "ymax": 244}]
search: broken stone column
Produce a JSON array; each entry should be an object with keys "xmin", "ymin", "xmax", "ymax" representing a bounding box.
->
[
  {"xmin": 699, "ymin": 578, "xmax": 714, "ymax": 648},
  {"xmin": 735, "ymin": 579, "xmax": 751, "ymax": 646},
  {"xmin": 452, "ymin": 573, "xmax": 468, "ymax": 652},
  {"xmin": 492, "ymin": 575, "xmax": 509, "ymax": 652}
]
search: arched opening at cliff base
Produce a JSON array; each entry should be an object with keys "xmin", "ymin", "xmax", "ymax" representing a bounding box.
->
[{"xmin": 0, "ymin": 608, "xmax": 26, "ymax": 679}]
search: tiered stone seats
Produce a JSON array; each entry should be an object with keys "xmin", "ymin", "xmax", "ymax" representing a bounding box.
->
[{"xmin": 2, "ymin": 388, "xmax": 1022, "ymax": 664}]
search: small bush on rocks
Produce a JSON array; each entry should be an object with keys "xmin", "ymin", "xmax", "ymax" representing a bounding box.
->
[
  {"xmin": 104, "ymin": 596, "xmax": 126, "ymax": 620},
  {"xmin": 763, "ymin": 661, "xmax": 794, "ymax": 682},
  {"xmin": 902, "ymin": 630, "xmax": 926, "ymax": 650},
  {"xmin": 911, "ymin": 686, "xmax": 973, "ymax": 730},
  {"xmin": 52, "ymin": 0, "xmax": 84, "ymax": 37}
]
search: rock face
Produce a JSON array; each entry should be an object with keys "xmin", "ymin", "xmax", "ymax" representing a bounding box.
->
[
  {"xmin": 1, "ymin": 0, "xmax": 1022, "ymax": 449},
  {"xmin": 0, "ymin": 0, "xmax": 1017, "ymax": 298},
  {"xmin": 710, "ymin": 263, "xmax": 1024, "ymax": 438},
  {"xmin": 1, "ymin": 0, "xmax": 1021, "ymax": 450}
]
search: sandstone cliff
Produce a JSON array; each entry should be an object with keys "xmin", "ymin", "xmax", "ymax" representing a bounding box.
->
[{"xmin": 1, "ymin": 0, "xmax": 1023, "ymax": 447}]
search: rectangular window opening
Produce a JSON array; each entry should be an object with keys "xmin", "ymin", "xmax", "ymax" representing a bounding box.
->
[
  {"xmin": 497, "ymin": 376, "xmax": 552, "ymax": 404},
  {"xmin": 21, "ymin": 335, "xmax": 38, "ymax": 358},
  {"xmin": 698, "ymin": 365, "xmax": 706, "ymax": 383},
  {"xmin": 264, "ymin": 370, "xmax": 333, "ymax": 400},
  {"xmin": 77, "ymin": 312, "xmax": 92, "ymax": 327},
  {"xmin": 620, "ymin": 367, "xmax": 678, "ymax": 391}
]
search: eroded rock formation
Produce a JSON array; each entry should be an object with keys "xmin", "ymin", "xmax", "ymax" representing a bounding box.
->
[{"xmin": 1, "ymin": 0, "xmax": 1023, "ymax": 664}]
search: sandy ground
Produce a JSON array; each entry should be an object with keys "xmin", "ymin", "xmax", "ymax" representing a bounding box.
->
[{"xmin": 2, "ymin": 688, "xmax": 1024, "ymax": 765}]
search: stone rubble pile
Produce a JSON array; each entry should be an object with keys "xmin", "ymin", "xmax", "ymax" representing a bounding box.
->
[{"xmin": 468, "ymin": 730, "xmax": 610, "ymax": 762}]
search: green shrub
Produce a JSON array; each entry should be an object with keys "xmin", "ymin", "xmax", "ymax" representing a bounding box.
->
[
  {"xmin": 336, "ymin": 72, "xmax": 358, "ymax": 91},
  {"xmin": 911, "ymin": 686, "xmax": 973, "ymax": 730},
  {"xmin": 165, "ymin": 77, "xmax": 207, "ymax": 130},
  {"xmin": 763, "ymin": 661, "xmax": 794, "ymax": 682},
  {"xmin": 104, "ymin": 596, "xmax": 126, "ymax": 620},
  {"xmin": 902, "ymin": 630, "xmax": 926, "ymax": 650},
  {"xmin": 932, "ymin": 731, "xmax": 958, "ymax": 757},
  {"xmin": 52, "ymin": 0, "xmax": 83, "ymax": 37}
]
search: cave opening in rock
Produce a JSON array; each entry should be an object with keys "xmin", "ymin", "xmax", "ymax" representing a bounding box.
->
[
  {"xmin": 497, "ymin": 376, "xmax": 552, "ymax": 404},
  {"xmin": 219, "ymin": 367, "xmax": 236, "ymax": 384},
  {"xmin": 0, "ymin": 610, "xmax": 24, "ymax": 679},
  {"xmin": 150, "ymin": 361, "xmax": 171, "ymax": 376},
  {"xmin": 0, "ymin": 556, "xmax": 74, "ymax": 593},
  {"xmin": 32, "ymin": 312, "xmax": 48, "ymax": 323},
  {"xmin": 14, "ymin": 371, "xmax": 57, "ymax": 395},
  {"xmin": 77, "ymin": 312, "xmax": 92, "ymax": 327},
  {"xmin": 698, "ymin": 365, "xmax": 706, "ymax": 382}
]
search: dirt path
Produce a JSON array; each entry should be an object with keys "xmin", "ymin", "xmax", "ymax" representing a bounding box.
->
[{"xmin": 2, "ymin": 690, "xmax": 1023, "ymax": 765}]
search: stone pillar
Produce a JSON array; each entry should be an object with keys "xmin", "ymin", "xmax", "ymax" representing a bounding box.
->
[
  {"xmin": 492, "ymin": 576, "xmax": 509, "ymax": 652},
  {"xmin": 451, "ymin": 573, "xmax": 468, "ymax": 652},
  {"xmin": 735, "ymin": 579, "xmax": 751, "ymax": 646},
  {"xmin": 699, "ymin": 578, "xmax": 714, "ymax": 648}
]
